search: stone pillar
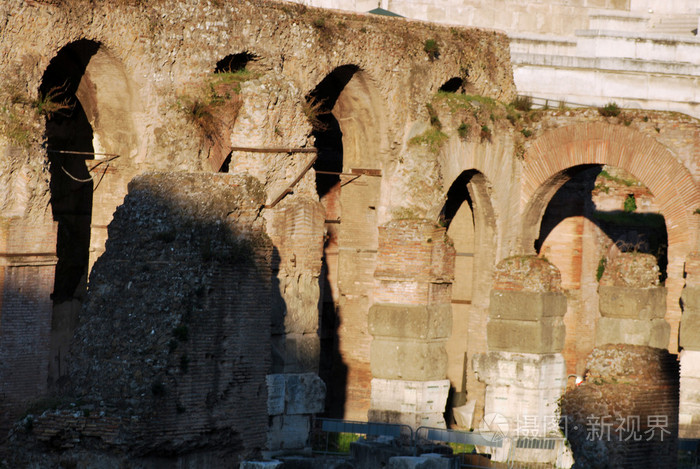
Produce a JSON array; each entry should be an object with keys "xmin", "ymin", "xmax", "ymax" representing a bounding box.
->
[
  {"xmin": 265, "ymin": 196, "xmax": 327, "ymax": 453},
  {"xmin": 0, "ymin": 217, "xmax": 57, "ymax": 436},
  {"xmin": 680, "ymin": 252, "xmax": 700, "ymax": 438},
  {"xmin": 368, "ymin": 219, "xmax": 454, "ymax": 428},
  {"xmin": 474, "ymin": 256, "xmax": 567, "ymax": 460},
  {"xmin": 595, "ymin": 253, "xmax": 669, "ymax": 349}
]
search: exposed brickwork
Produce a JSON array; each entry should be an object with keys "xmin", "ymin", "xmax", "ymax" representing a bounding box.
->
[
  {"xmin": 560, "ymin": 345, "xmax": 679, "ymax": 469},
  {"xmin": 0, "ymin": 217, "xmax": 57, "ymax": 437}
]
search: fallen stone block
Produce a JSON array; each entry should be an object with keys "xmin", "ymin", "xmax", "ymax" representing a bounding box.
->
[
  {"xmin": 472, "ymin": 352, "xmax": 566, "ymax": 390},
  {"xmin": 267, "ymin": 373, "xmax": 326, "ymax": 416},
  {"xmin": 267, "ymin": 414, "xmax": 310, "ymax": 451}
]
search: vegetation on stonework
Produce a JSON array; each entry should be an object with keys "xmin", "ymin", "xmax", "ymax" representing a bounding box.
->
[
  {"xmin": 33, "ymin": 84, "xmax": 72, "ymax": 119},
  {"xmin": 0, "ymin": 78, "xmax": 72, "ymax": 146},
  {"xmin": 391, "ymin": 207, "xmax": 422, "ymax": 220},
  {"xmin": 176, "ymin": 68, "xmax": 254, "ymax": 141},
  {"xmin": 424, "ymin": 38, "xmax": 440, "ymax": 60},
  {"xmin": 303, "ymin": 96, "xmax": 329, "ymax": 132},
  {"xmin": 409, "ymin": 126, "xmax": 449, "ymax": 154},
  {"xmin": 623, "ymin": 193, "xmax": 637, "ymax": 213},
  {"xmin": 409, "ymin": 102, "xmax": 449, "ymax": 153},
  {"xmin": 598, "ymin": 169, "xmax": 638, "ymax": 187},
  {"xmin": 598, "ymin": 101, "xmax": 621, "ymax": 117},
  {"xmin": 596, "ymin": 256, "xmax": 607, "ymax": 282}
]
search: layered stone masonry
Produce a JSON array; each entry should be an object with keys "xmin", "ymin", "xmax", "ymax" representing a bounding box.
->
[
  {"xmin": 476, "ymin": 256, "xmax": 567, "ymax": 463},
  {"xmin": 369, "ymin": 219, "xmax": 455, "ymax": 429},
  {"xmin": 596, "ymin": 253, "xmax": 669, "ymax": 349}
]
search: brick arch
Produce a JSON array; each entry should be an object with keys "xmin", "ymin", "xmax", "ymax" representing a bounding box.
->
[
  {"xmin": 520, "ymin": 122, "xmax": 700, "ymax": 352},
  {"xmin": 521, "ymin": 123, "xmax": 699, "ymax": 255}
]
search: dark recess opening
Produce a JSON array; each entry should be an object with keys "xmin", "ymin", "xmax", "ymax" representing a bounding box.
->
[
  {"xmin": 439, "ymin": 77, "xmax": 465, "ymax": 93},
  {"xmin": 215, "ymin": 52, "xmax": 257, "ymax": 73},
  {"xmin": 306, "ymin": 65, "xmax": 360, "ymax": 418},
  {"xmin": 307, "ymin": 64, "xmax": 359, "ymax": 198},
  {"xmin": 40, "ymin": 39, "xmax": 99, "ymax": 303},
  {"xmin": 536, "ymin": 165, "xmax": 668, "ymax": 281}
]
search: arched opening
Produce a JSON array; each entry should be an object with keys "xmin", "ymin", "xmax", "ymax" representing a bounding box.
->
[
  {"xmin": 440, "ymin": 170, "xmax": 497, "ymax": 427},
  {"xmin": 41, "ymin": 40, "xmax": 99, "ymax": 306},
  {"xmin": 40, "ymin": 40, "xmax": 138, "ymax": 384},
  {"xmin": 520, "ymin": 123, "xmax": 699, "ymax": 354},
  {"xmin": 534, "ymin": 164, "xmax": 668, "ymax": 377},
  {"xmin": 306, "ymin": 65, "xmax": 384, "ymax": 420}
]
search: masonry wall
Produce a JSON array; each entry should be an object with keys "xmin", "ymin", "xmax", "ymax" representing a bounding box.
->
[
  {"xmin": 0, "ymin": 217, "xmax": 57, "ymax": 437},
  {"xmin": 3, "ymin": 173, "xmax": 272, "ymax": 465}
]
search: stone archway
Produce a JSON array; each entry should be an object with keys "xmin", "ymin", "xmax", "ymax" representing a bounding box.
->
[
  {"xmin": 39, "ymin": 40, "xmax": 139, "ymax": 385},
  {"xmin": 520, "ymin": 123, "xmax": 700, "ymax": 352},
  {"xmin": 440, "ymin": 169, "xmax": 498, "ymax": 427},
  {"xmin": 306, "ymin": 65, "xmax": 387, "ymax": 420}
]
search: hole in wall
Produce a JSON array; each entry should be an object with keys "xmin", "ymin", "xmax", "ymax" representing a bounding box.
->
[
  {"xmin": 215, "ymin": 52, "xmax": 258, "ymax": 73},
  {"xmin": 439, "ymin": 77, "xmax": 465, "ymax": 93}
]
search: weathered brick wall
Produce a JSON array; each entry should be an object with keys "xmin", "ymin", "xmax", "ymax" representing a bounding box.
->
[{"xmin": 0, "ymin": 217, "xmax": 57, "ymax": 436}]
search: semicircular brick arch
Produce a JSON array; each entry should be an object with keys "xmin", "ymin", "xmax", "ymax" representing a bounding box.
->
[{"xmin": 520, "ymin": 122, "xmax": 700, "ymax": 352}]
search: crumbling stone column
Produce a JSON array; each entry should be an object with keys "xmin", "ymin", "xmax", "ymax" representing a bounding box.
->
[
  {"xmin": 680, "ymin": 252, "xmax": 700, "ymax": 438},
  {"xmin": 474, "ymin": 256, "xmax": 567, "ymax": 455},
  {"xmin": 596, "ymin": 253, "xmax": 669, "ymax": 349},
  {"xmin": 368, "ymin": 219, "xmax": 455, "ymax": 428}
]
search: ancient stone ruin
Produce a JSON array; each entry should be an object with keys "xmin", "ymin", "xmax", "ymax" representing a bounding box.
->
[{"xmin": 0, "ymin": 0, "xmax": 698, "ymax": 467}]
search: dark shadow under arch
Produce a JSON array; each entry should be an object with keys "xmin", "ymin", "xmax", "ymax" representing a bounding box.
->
[
  {"xmin": 440, "ymin": 169, "xmax": 497, "ymax": 426},
  {"xmin": 534, "ymin": 164, "xmax": 668, "ymax": 281},
  {"xmin": 41, "ymin": 39, "xmax": 100, "ymax": 303}
]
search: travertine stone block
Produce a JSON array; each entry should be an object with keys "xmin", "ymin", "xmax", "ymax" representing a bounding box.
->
[
  {"xmin": 680, "ymin": 311, "xmax": 700, "ymax": 350},
  {"xmin": 367, "ymin": 409, "xmax": 446, "ymax": 429},
  {"xmin": 371, "ymin": 339, "xmax": 447, "ymax": 381},
  {"xmin": 489, "ymin": 290, "xmax": 567, "ymax": 321},
  {"xmin": 682, "ymin": 287, "xmax": 700, "ymax": 312},
  {"xmin": 486, "ymin": 317, "xmax": 565, "ymax": 353},
  {"xmin": 598, "ymin": 285, "xmax": 666, "ymax": 319},
  {"xmin": 369, "ymin": 303, "xmax": 452, "ymax": 340},
  {"xmin": 473, "ymin": 352, "xmax": 566, "ymax": 390},
  {"xmin": 370, "ymin": 378, "xmax": 450, "ymax": 414},
  {"xmin": 595, "ymin": 317, "xmax": 670, "ymax": 349},
  {"xmin": 266, "ymin": 373, "xmax": 326, "ymax": 416}
]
